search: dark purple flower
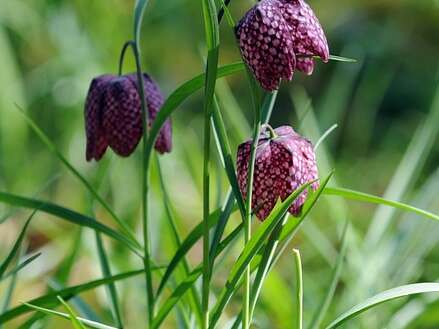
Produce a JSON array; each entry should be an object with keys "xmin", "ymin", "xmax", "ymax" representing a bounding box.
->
[
  {"xmin": 236, "ymin": 0, "xmax": 329, "ymax": 91},
  {"xmin": 236, "ymin": 125, "xmax": 319, "ymax": 221},
  {"xmin": 84, "ymin": 73, "xmax": 172, "ymax": 161}
]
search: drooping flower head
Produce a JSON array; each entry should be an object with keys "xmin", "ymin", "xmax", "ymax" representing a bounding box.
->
[
  {"xmin": 84, "ymin": 73, "xmax": 172, "ymax": 161},
  {"xmin": 236, "ymin": 125, "xmax": 319, "ymax": 221},
  {"xmin": 236, "ymin": 0, "xmax": 329, "ymax": 91}
]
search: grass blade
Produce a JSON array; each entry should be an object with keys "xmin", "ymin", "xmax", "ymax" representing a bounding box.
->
[
  {"xmin": 309, "ymin": 219, "xmax": 349, "ymax": 329},
  {"xmin": 325, "ymin": 283, "xmax": 439, "ymax": 329},
  {"xmin": 323, "ymin": 187, "xmax": 439, "ymax": 222},
  {"xmin": 57, "ymin": 296, "xmax": 87, "ymax": 329},
  {"xmin": 156, "ymin": 205, "xmax": 235, "ymax": 296},
  {"xmin": 0, "ymin": 191, "xmax": 141, "ymax": 256},
  {"xmin": 0, "ymin": 209, "xmax": 36, "ymax": 278},
  {"xmin": 133, "ymin": 0, "xmax": 149, "ymax": 45},
  {"xmin": 365, "ymin": 83, "xmax": 439, "ymax": 246},
  {"xmin": 1, "ymin": 253, "xmax": 41, "ymax": 282},
  {"xmin": 292, "ymin": 249, "xmax": 303, "ymax": 329},
  {"xmin": 23, "ymin": 302, "xmax": 118, "ymax": 329},
  {"xmin": 95, "ymin": 233, "xmax": 123, "ymax": 327},
  {"xmin": 0, "ymin": 269, "xmax": 146, "ymax": 324},
  {"xmin": 144, "ymin": 62, "xmax": 244, "ymax": 171},
  {"xmin": 152, "ymin": 268, "xmax": 203, "ymax": 329},
  {"xmin": 209, "ymin": 181, "xmax": 315, "ymax": 329},
  {"xmin": 16, "ymin": 106, "xmax": 140, "ymax": 250}
]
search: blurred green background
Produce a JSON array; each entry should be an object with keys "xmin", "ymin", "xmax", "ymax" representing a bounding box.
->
[{"xmin": 0, "ymin": 0, "xmax": 438, "ymax": 328}]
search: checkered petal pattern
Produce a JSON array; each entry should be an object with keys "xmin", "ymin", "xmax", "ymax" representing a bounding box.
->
[
  {"xmin": 84, "ymin": 73, "xmax": 172, "ymax": 161},
  {"xmin": 236, "ymin": 0, "xmax": 329, "ymax": 90},
  {"xmin": 236, "ymin": 125, "xmax": 319, "ymax": 221}
]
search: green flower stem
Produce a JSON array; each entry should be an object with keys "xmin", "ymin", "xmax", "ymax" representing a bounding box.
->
[
  {"xmin": 243, "ymin": 73, "xmax": 262, "ymax": 329},
  {"xmin": 120, "ymin": 40, "xmax": 155, "ymax": 325},
  {"xmin": 293, "ymin": 249, "xmax": 303, "ymax": 329}
]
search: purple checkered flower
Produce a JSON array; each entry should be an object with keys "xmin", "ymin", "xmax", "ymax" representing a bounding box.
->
[
  {"xmin": 84, "ymin": 73, "xmax": 172, "ymax": 161},
  {"xmin": 236, "ymin": 0, "xmax": 329, "ymax": 91},
  {"xmin": 236, "ymin": 125, "xmax": 319, "ymax": 221}
]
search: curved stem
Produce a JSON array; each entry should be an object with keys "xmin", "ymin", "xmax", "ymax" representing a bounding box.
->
[
  {"xmin": 118, "ymin": 41, "xmax": 134, "ymax": 76},
  {"xmin": 118, "ymin": 39, "xmax": 155, "ymax": 325},
  {"xmin": 243, "ymin": 73, "xmax": 262, "ymax": 329}
]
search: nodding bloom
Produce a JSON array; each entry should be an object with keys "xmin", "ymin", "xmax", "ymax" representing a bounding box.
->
[
  {"xmin": 235, "ymin": 0, "xmax": 329, "ymax": 91},
  {"xmin": 84, "ymin": 73, "xmax": 172, "ymax": 161},
  {"xmin": 236, "ymin": 125, "xmax": 319, "ymax": 221}
]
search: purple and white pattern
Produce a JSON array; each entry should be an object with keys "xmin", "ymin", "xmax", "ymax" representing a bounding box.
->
[
  {"xmin": 236, "ymin": 0, "xmax": 329, "ymax": 91},
  {"xmin": 236, "ymin": 125, "xmax": 319, "ymax": 221},
  {"xmin": 84, "ymin": 73, "xmax": 172, "ymax": 161}
]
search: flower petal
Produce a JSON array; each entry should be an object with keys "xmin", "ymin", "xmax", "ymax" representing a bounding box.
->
[
  {"xmin": 84, "ymin": 75, "xmax": 115, "ymax": 161},
  {"xmin": 102, "ymin": 77, "xmax": 143, "ymax": 157},
  {"xmin": 236, "ymin": 0, "xmax": 296, "ymax": 91},
  {"xmin": 126, "ymin": 73, "xmax": 172, "ymax": 154},
  {"xmin": 280, "ymin": 0, "xmax": 329, "ymax": 62}
]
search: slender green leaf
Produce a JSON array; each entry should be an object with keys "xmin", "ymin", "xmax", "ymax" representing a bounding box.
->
[
  {"xmin": 212, "ymin": 97, "xmax": 245, "ymax": 216},
  {"xmin": 309, "ymin": 219, "xmax": 349, "ymax": 329},
  {"xmin": 95, "ymin": 233, "xmax": 123, "ymax": 327},
  {"xmin": 15, "ymin": 106, "xmax": 139, "ymax": 249},
  {"xmin": 0, "ymin": 191, "xmax": 141, "ymax": 256},
  {"xmin": 152, "ymin": 268, "xmax": 203, "ymax": 329},
  {"xmin": 209, "ymin": 181, "xmax": 315, "ymax": 329},
  {"xmin": 156, "ymin": 205, "xmax": 235, "ymax": 296},
  {"xmin": 324, "ymin": 187, "xmax": 439, "ymax": 222},
  {"xmin": 144, "ymin": 62, "xmax": 245, "ymax": 169},
  {"xmin": 23, "ymin": 302, "xmax": 118, "ymax": 329},
  {"xmin": 156, "ymin": 157, "xmax": 202, "ymax": 325},
  {"xmin": 152, "ymin": 224, "xmax": 243, "ymax": 329},
  {"xmin": 231, "ymin": 173, "xmax": 333, "ymax": 329},
  {"xmin": 0, "ymin": 269, "xmax": 146, "ymax": 324},
  {"xmin": 133, "ymin": 0, "xmax": 149, "ymax": 45},
  {"xmin": 57, "ymin": 296, "xmax": 87, "ymax": 329},
  {"xmin": 1, "ymin": 253, "xmax": 41, "ymax": 282},
  {"xmin": 0, "ymin": 210, "xmax": 36, "ymax": 278},
  {"xmin": 328, "ymin": 55, "xmax": 357, "ymax": 62},
  {"xmin": 325, "ymin": 283, "xmax": 439, "ymax": 329},
  {"xmin": 292, "ymin": 249, "xmax": 303, "ymax": 329}
]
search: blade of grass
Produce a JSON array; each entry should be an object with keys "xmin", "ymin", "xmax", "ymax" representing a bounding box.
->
[
  {"xmin": 15, "ymin": 105, "xmax": 140, "ymax": 250},
  {"xmin": 364, "ymin": 82, "xmax": 439, "ymax": 246},
  {"xmin": 152, "ymin": 221, "xmax": 245, "ymax": 329},
  {"xmin": 0, "ymin": 269, "xmax": 148, "ymax": 324},
  {"xmin": 133, "ymin": 0, "xmax": 150, "ymax": 46},
  {"xmin": 292, "ymin": 249, "xmax": 303, "ymax": 329},
  {"xmin": 200, "ymin": 0, "xmax": 220, "ymax": 327},
  {"xmin": 325, "ymin": 283, "xmax": 439, "ymax": 329},
  {"xmin": 144, "ymin": 62, "xmax": 244, "ymax": 177},
  {"xmin": 23, "ymin": 302, "xmax": 118, "ymax": 329},
  {"xmin": 0, "ymin": 192, "xmax": 141, "ymax": 256},
  {"xmin": 156, "ymin": 157, "xmax": 203, "ymax": 326},
  {"xmin": 309, "ymin": 219, "xmax": 349, "ymax": 329},
  {"xmin": 323, "ymin": 187, "xmax": 439, "ymax": 222},
  {"xmin": 57, "ymin": 296, "xmax": 87, "ymax": 329},
  {"xmin": 1, "ymin": 253, "xmax": 41, "ymax": 282},
  {"xmin": 0, "ymin": 209, "xmax": 36, "ymax": 278},
  {"xmin": 156, "ymin": 203, "xmax": 235, "ymax": 296},
  {"xmin": 208, "ymin": 181, "xmax": 315, "ymax": 329},
  {"xmin": 95, "ymin": 233, "xmax": 123, "ymax": 328},
  {"xmin": 230, "ymin": 173, "xmax": 333, "ymax": 329}
]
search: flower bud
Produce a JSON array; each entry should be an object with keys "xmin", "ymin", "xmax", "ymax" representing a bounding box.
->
[
  {"xmin": 236, "ymin": 125, "xmax": 319, "ymax": 220},
  {"xmin": 84, "ymin": 73, "xmax": 172, "ymax": 161},
  {"xmin": 236, "ymin": 0, "xmax": 329, "ymax": 91}
]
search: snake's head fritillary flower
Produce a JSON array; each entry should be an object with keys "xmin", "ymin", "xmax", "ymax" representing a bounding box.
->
[
  {"xmin": 84, "ymin": 73, "xmax": 172, "ymax": 161},
  {"xmin": 236, "ymin": 125, "xmax": 319, "ymax": 221},
  {"xmin": 235, "ymin": 0, "xmax": 329, "ymax": 91}
]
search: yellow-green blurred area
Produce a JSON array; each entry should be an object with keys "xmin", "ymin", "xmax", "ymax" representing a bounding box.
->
[{"xmin": 0, "ymin": 0, "xmax": 439, "ymax": 328}]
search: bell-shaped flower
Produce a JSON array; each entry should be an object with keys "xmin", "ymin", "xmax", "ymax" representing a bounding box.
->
[
  {"xmin": 236, "ymin": 125, "xmax": 319, "ymax": 220},
  {"xmin": 84, "ymin": 73, "xmax": 172, "ymax": 161},
  {"xmin": 235, "ymin": 0, "xmax": 329, "ymax": 91}
]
